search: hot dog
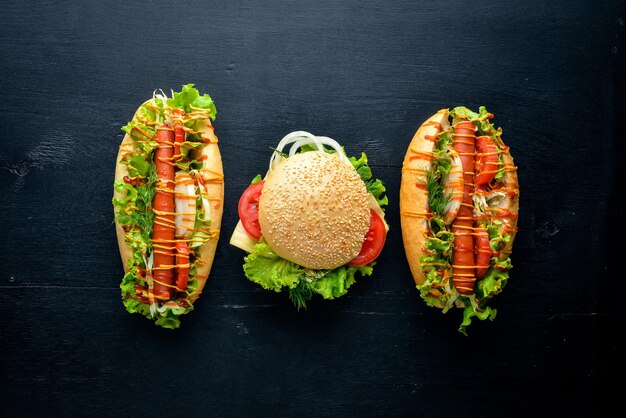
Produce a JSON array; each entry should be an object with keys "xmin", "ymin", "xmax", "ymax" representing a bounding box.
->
[
  {"xmin": 112, "ymin": 84, "xmax": 224, "ymax": 329},
  {"xmin": 400, "ymin": 107, "xmax": 518, "ymax": 334}
]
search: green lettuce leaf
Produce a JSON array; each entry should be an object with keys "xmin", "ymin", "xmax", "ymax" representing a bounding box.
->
[
  {"xmin": 121, "ymin": 107, "xmax": 158, "ymax": 154},
  {"xmin": 348, "ymin": 152, "xmax": 388, "ymax": 209},
  {"xmin": 126, "ymin": 154, "xmax": 150, "ymax": 177},
  {"xmin": 486, "ymin": 219, "xmax": 512, "ymax": 252},
  {"xmin": 311, "ymin": 263, "xmax": 374, "ymax": 300},
  {"xmin": 435, "ymin": 129, "xmax": 454, "ymax": 150},
  {"xmin": 119, "ymin": 268, "xmax": 190, "ymax": 330},
  {"xmin": 112, "ymin": 180, "xmax": 137, "ymax": 209},
  {"xmin": 167, "ymin": 83, "xmax": 217, "ymax": 119},
  {"xmin": 112, "ymin": 162, "xmax": 157, "ymax": 249},
  {"xmin": 450, "ymin": 106, "xmax": 494, "ymax": 134},
  {"xmin": 189, "ymin": 195, "xmax": 213, "ymax": 249},
  {"xmin": 458, "ymin": 303, "xmax": 497, "ymax": 336},
  {"xmin": 243, "ymin": 242, "xmax": 304, "ymax": 292},
  {"xmin": 175, "ymin": 158, "xmax": 204, "ymax": 172},
  {"xmin": 250, "ymin": 174, "xmax": 263, "ymax": 185},
  {"xmin": 120, "ymin": 263, "xmax": 197, "ymax": 330},
  {"xmin": 476, "ymin": 257, "xmax": 512, "ymax": 301},
  {"xmin": 287, "ymin": 263, "xmax": 375, "ymax": 310},
  {"xmin": 417, "ymin": 230, "xmax": 455, "ymax": 309},
  {"xmin": 154, "ymin": 309, "xmax": 186, "ymax": 329},
  {"xmin": 244, "ymin": 241, "xmax": 376, "ymax": 308},
  {"xmin": 179, "ymin": 140, "xmax": 204, "ymax": 159}
]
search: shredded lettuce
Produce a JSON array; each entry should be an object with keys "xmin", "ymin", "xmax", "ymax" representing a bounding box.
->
[
  {"xmin": 487, "ymin": 220, "xmax": 512, "ymax": 252},
  {"xmin": 120, "ymin": 269, "xmax": 151, "ymax": 315},
  {"xmin": 417, "ymin": 230, "xmax": 455, "ymax": 309}
]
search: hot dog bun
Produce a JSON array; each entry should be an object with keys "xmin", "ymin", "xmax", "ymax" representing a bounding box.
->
[
  {"xmin": 399, "ymin": 109, "xmax": 450, "ymax": 288},
  {"xmin": 498, "ymin": 151, "xmax": 519, "ymax": 260},
  {"xmin": 113, "ymin": 102, "xmax": 223, "ymax": 300}
]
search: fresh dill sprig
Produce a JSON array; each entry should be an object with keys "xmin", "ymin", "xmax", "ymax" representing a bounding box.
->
[
  {"xmin": 289, "ymin": 277, "xmax": 314, "ymax": 310},
  {"xmin": 424, "ymin": 167, "xmax": 451, "ymax": 216},
  {"xmin": 269, "ymin": 146, "xmax": 289, "ymax": 158},
  {"xmin": 136, "ymin": 163, "xmax": 157, "ymax": 249}
]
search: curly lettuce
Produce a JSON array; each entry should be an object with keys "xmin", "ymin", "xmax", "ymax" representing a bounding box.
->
[
  {"xmin": 243, "ymin": 242, "xmax": 376, "ymax": 310},
  {"xmin": 243, "ymin": 241, "xmax": 303, "ymax": 292},
  {"xmin": 349, "ymin": 152, "xmax": 388, "ymax": 208},
  {"xmin": 167, "ymin": 83, "xmax": 217, "ymax": 119}
]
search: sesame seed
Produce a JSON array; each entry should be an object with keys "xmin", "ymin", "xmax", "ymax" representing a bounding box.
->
[{"xmin": 258, "ymin": 151, "xmax": 370, "ymax": 269}]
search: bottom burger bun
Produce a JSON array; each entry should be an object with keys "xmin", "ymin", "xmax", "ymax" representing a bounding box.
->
[{"xmin": 258, "ymin": 151, "xmax": 370, "ymax": 270}]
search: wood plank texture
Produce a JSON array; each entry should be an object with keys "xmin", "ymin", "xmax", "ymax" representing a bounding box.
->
[{"xmin": 0, "ymin": 1, "xmax": 623, "ymax": 416}]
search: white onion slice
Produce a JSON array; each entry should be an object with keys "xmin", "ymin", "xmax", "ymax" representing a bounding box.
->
[{"xmin": 268, "ymin": 131, "xmax": 350, "ymax": 173}]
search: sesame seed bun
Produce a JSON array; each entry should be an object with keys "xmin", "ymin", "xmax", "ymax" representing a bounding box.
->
[{"xmin": 258, "ymin": 151, "xmax": 370, "ymax": 269}]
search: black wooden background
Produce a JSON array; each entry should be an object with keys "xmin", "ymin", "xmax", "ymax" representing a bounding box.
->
[{"xmin": 1, "ymin": 1, "xmax": 623, "ymax": 417}]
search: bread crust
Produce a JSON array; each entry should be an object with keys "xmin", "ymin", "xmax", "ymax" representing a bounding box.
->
[
  {"xmin": 399, "ymin": 109, "xmax": 450, "ymax": 286},
  {"xmin": 499, "ymin": 152, "xmax": 519, "ymax": 260},
  {"xmin": 113, "ymin": 103, "xmax": 223, "ymax": 301},
  {"xmin": 400, "ymin": 109, "xmax": 519, "ymax": 290}
]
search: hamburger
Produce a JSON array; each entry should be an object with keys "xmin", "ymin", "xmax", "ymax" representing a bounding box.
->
[{"xmin": 230, "ymin": 131, "xmax": 388, "ymax": 308}]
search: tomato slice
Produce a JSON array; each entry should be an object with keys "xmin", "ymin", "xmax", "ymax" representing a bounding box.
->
[
  {"xmin": 349, "ymin": 209, "xmax": 387, "ymax": 267},
  {"xmin": 238, "ymin": 180, "xmax": 265, "ymax": 240},
  {"xmin": 475, "ymin": 136, "xmax": 499, "ymax": 186}
]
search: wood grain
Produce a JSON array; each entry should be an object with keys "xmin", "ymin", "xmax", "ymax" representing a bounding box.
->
[{"xmin": 0, "ymin": 0, "xmax": 622, "ymax": 416}]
